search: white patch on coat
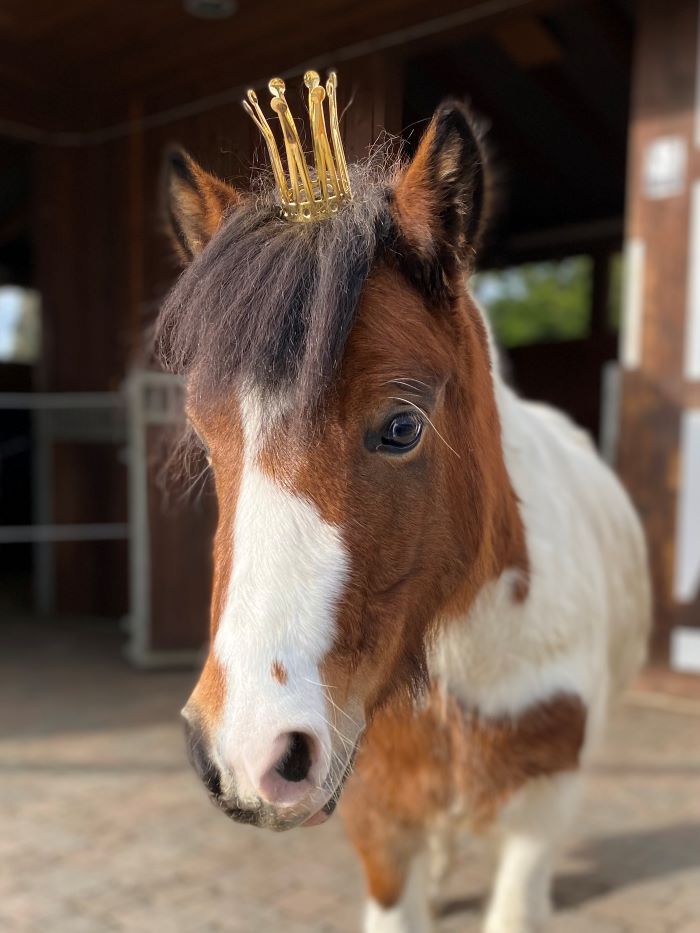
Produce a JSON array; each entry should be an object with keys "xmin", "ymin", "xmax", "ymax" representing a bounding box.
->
[{"xmin": 213, "ymin": 391, "xmax": 350, "ymax": 801}]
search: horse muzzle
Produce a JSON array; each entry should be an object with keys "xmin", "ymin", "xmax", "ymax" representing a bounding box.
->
[{"xmin": 184, "ymin": 718, "xmax": 357, "ymax": 831}]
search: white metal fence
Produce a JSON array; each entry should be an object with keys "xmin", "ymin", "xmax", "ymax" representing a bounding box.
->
[{"xmin": 0, "ymin": 370, "xmax": 191, "ymax": 668}]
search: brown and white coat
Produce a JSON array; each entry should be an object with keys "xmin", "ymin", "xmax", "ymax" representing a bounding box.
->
[{"xmin": 158, "ymin": 100, "xmax": 651, "ymax": 932}]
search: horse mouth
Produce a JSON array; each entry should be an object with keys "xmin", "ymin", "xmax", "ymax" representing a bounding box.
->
[
  {"xmin": 301, "ymin": 794, "xmax": 338, "ymax": 828},
  {"xmin": 300, "ymin": 761, "xmax": 350, "ymax": 828},
  {"xmin": 279, "ymin": 745, "xmax": 358, "ymax": 831}
]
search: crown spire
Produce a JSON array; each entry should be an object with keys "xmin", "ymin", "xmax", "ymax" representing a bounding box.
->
[{"xmin": 243, "ymin": 70, "xmax": 352, "ymax": 222}]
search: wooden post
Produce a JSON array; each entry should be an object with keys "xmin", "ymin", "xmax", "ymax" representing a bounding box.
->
[{"xmin": 617, "ymin": 0, "xmax": 700, "ymax": 663}]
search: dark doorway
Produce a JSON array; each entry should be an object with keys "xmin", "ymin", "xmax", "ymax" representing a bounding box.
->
[{"xmin": 0, "ymin": 138, "xmax": 36, "ymax": 613}]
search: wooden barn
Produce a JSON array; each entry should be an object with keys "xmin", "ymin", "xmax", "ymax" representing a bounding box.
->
[{"xmin": 0, "ymin": 0, "xmax": 698, "ymax": 673}]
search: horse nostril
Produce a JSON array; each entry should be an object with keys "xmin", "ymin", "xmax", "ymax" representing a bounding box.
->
[{"xmin": 275, "ymin": 731, "xmax": 313, "ymax": 783}]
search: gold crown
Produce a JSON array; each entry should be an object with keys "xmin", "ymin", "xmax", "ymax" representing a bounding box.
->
[{"xmin": 243, "ymin": 70, "xmax": 352, "ymax": 222}]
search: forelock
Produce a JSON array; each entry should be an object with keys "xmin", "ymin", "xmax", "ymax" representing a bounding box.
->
[{"xmin": 156, "ymin": 151, "xmax": 402, "ymax": 415}]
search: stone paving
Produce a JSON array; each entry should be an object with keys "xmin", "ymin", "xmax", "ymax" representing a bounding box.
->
[{"xmin": 1, "ymin": 618, "xmax": 699, "ymax": 933}]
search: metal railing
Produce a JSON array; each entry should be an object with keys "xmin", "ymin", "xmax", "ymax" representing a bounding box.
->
[{"xmin": 0, "ymin": 371, "xmax": 195, "ymax": 668}]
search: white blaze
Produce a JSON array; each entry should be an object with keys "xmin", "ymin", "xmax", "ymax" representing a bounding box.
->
[{"xmin": 213, "ymin": 393, "xmax": 349, "ymax": 799}]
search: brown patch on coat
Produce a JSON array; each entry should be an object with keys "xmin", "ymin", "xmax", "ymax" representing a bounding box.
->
[
  {"xmin": 341, "ymin": 690, "xmax": 586, "ymax": 907},
  {"xmin": 189, "ymin": 653, "xmax": 227, "ymax": 730},
  {"xmin": 459, "ymin": 693, "xmax": 585, "ymax": 829},
  {"xmin": 271, "ymin": 660, "xmax": 288, "ymax": 685},
  {"xmin": 184, "ymin": 403, "xmax": 244, "ymax": 729}
]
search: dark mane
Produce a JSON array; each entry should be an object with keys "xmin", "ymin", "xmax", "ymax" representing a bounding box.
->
[{"xmin": 156, "ymin": 153, "xmax": 400, "ymax": 412}]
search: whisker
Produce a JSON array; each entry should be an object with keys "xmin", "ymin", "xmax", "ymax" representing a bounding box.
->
[
  {"xmin": 300, "ymin": 678, "xmax": 362, "ymax": 797},
  {"xmin": 303, "ymin": 677, "xmax": 363, "ymax": 730},
  {"xmin": 319, "ymin": 707, "xmax": 358, "ymax": 755},
  {"xmin": 326, "ymin": 720, "xmax": 355, "ymax": 755},
  {"xmin": 328, "ymin": 717, "xmax": 357, "ymax": 750},
  {"xmin": 311, "ymin": 740, "xmax": 349, "ymax": 793},
  {"xmin": 323, "ymin": 696, "xmax": 363, "ymax": 732}
]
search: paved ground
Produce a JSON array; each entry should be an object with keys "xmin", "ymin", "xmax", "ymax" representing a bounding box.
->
[{"xmin": 1, "ymin": 619, "xmax": 699, "ymax": 933}]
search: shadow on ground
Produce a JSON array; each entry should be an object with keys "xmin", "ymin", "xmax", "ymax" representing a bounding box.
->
[
  {"xmin": 439, "ymin": 821, "xmax": 700, "ymax": 919},
  {"xmin": 555, "ymin": 821, "xmax": 700, "ymax": 908}
]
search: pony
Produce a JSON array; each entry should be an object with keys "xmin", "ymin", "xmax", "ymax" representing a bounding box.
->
[{"xmin": 156, "ymin": 97, "xmax": 651, "ymax": 932}]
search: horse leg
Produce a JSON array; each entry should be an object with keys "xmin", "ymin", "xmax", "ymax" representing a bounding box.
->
[
  {"xmin": 427, "ymin": 813, "xmax": 456, "ymax": 907},
  {"xmin": 339, "ymin": 691, "xmax": 460, "ymax": 933},
  {"xmin": 363, "ymin": 845, "xmax": 433, "ymax": 933},
  {"xmin": 483, "ymin": 772, "xmax": 582, "ymax": 933},
  {"xmin": 342, "ymin": 793, "xmax": 433, "ymax": 933}
]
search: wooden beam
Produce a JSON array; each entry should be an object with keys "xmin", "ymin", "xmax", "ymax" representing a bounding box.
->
[{"xmin": 0, "ymin": 0, "xmax": 557, "ymax": 138}]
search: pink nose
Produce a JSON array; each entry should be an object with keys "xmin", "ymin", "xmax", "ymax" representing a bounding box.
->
[{"xmin": 256, "ymin": 731, "xmax": 319, "ymax": 807}]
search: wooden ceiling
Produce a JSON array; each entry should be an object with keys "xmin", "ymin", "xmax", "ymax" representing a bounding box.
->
[
  {"xmin": 0, "ymin": 0, "xmax": 637, "ymax": 273},
  {"xmin": 0, "ymin": 0, "xmax": 556, "ymax": 135}
]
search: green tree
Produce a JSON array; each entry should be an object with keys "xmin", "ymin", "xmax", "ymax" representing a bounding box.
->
[{"xmin": 473, "ymin": 256, "xmax": 592, "ymax": 348}]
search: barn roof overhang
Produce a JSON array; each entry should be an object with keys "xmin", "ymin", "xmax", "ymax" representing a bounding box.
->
[{"xmin": 0, "ymin": 0, "xmax": 638, "ymax": 265}]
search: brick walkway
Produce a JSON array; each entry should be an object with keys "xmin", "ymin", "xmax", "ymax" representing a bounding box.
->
[{"xmin": 1, "ymin": 619, "xmax": 699, "ymax": 933}]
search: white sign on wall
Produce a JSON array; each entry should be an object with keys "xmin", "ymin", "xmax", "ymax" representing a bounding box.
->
[{"xmin": 643, "ymin": 136, "xmax": 687, "ymax": 199}]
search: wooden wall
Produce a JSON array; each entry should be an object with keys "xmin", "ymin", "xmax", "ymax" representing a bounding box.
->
[
  {"xmin": 34, "ymin": 141, "xmax": 133, "ymax": 616},
  {"xmin": 34, "ymin": 53, "xmax": 403, "ymax": 388},
  {"xmin": 617, "ymin": 0, "xmax": 700, "ymax": 658}
]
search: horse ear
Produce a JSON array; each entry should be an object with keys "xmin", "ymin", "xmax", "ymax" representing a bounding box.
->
[
  {"xmin": 390, "ymin": 101, "xmax": 488, "ymax": 300},
  {"xmin": 163, "ymin": 147, "xmax": 240, "ymax": 263}
]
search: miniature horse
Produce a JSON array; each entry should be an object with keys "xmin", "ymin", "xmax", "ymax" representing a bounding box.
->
[{"xmin": 157, "ymin": 100, "xmax": 651, "ymax": 932}]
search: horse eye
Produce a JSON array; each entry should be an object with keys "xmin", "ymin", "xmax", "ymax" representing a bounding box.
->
[{"xmin": 379, "ymin": 412, "xmax": 423, "ymax": 452}]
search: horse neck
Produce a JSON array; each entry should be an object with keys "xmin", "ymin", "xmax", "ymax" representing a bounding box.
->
[
  {"xmin": 426, "ymin": 298, "xmax": 530, "ymax": 693},
  {"xmin": 467, "ymin": 297, "xmax": 529, "ymax": 588}
]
